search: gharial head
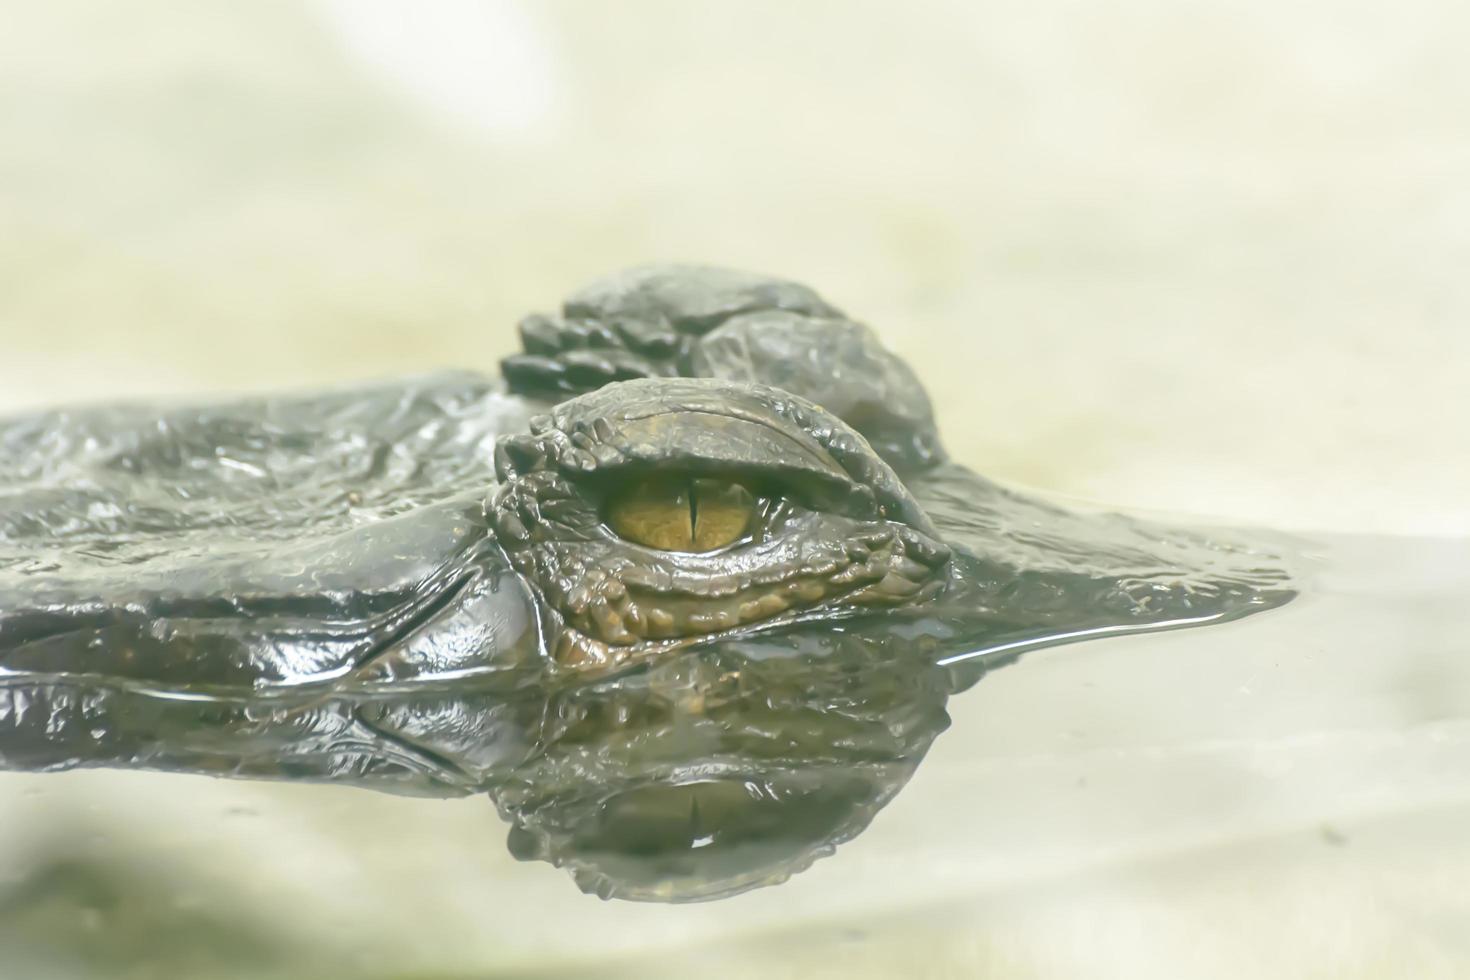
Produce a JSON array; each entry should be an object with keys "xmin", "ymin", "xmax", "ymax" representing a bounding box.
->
[
  {"xmin": 0, "ymin": 264, "xmax": 1298, "ymax": 904},
  {"xmin": 455, "ymin": 264, "xmax": 1296, "ymax": 902}
]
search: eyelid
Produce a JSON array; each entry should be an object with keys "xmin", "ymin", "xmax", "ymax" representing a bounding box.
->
[{"xmin": 602, "ymin": 453, "xmax": 840, "ymax": 498}]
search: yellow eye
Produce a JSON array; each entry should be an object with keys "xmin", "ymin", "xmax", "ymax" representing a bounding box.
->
[{"xmin": 606, "ymin": 477, "xmax": 755, "ymax": 552}]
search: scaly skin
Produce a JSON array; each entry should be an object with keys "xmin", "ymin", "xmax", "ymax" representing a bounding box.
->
[
  {"xmin": 0, "ymin": 266, "xmax": 1296, "ymax": 901},
  {"xmin": 489, "ymin": 379, "xmax": 949, "ymax": 673}
]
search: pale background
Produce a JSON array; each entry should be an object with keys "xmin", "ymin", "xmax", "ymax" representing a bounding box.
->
[
  {"xmin": 3, "ymin": 0, "xmax": 1467, "ymax": 536},
  {"xmin": 1, "ymin": 3, "xmax": 1468, "ymax": 979}
]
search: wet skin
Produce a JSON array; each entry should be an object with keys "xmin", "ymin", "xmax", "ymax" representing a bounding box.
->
[{"xmin": 0, "ymin": 266, "xmax": 1295, "ymax": 901}]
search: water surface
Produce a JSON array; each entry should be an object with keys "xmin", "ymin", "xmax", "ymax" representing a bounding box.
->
[{"xmin": 0, "ymin": 531, "xmax": 1463, "ymax": 979}]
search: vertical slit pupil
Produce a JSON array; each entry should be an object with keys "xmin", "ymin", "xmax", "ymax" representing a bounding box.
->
[
  {"xmin": 606, "ymin": 476, "xmax": 756, "ymax": 552},
  {"xmin": 687, "ymin": 477, "xmax": 699, "ymax": 541}
]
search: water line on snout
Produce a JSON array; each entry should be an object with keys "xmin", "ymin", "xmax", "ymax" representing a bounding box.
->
[{"xmin": 936, "ymin": 612, "xmax": 1228, "ymax": 667}]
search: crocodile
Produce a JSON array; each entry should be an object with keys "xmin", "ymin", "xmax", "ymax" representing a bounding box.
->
[{"xmin": 0, "ymin": 265, "xmax": 1295, "ymax": 901}]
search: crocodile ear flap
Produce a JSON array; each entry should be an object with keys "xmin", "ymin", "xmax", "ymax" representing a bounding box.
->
[{"xmin": 494, "ymin": 434, "xmax": 551, "ymax": 481}]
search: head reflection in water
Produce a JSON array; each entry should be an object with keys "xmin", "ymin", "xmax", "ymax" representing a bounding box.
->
[
  {"xmin": 498, "ymin": 639, "xmax": 950, "ymax": 901},
  {"xmin": 0, "ymin": 265, "xmax": 1296, "ymax": 902}
]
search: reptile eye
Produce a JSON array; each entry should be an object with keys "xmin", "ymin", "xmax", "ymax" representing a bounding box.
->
[{"xmin": 606, "ymin": 477, "xmax": 755, "ymax": 552}]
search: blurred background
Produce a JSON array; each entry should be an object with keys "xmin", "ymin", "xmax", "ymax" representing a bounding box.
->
[
  {"xmin": 1, "ymin": 2, "xmax": 1468, "ymax": 978},
  {"xmin": 3, "ymin": 0, "xmax": 1467, "ymax": 535}
]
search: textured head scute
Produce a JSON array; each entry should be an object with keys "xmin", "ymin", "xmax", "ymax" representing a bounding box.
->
[{"xmin": 493, "ymin": 378, "xmax": 936, "ymax": 537}]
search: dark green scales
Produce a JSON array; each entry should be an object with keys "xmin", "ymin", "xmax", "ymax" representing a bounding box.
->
[{"xmin": 0, "ymin": 267, "xmax": 1293, "ymax": 901}]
